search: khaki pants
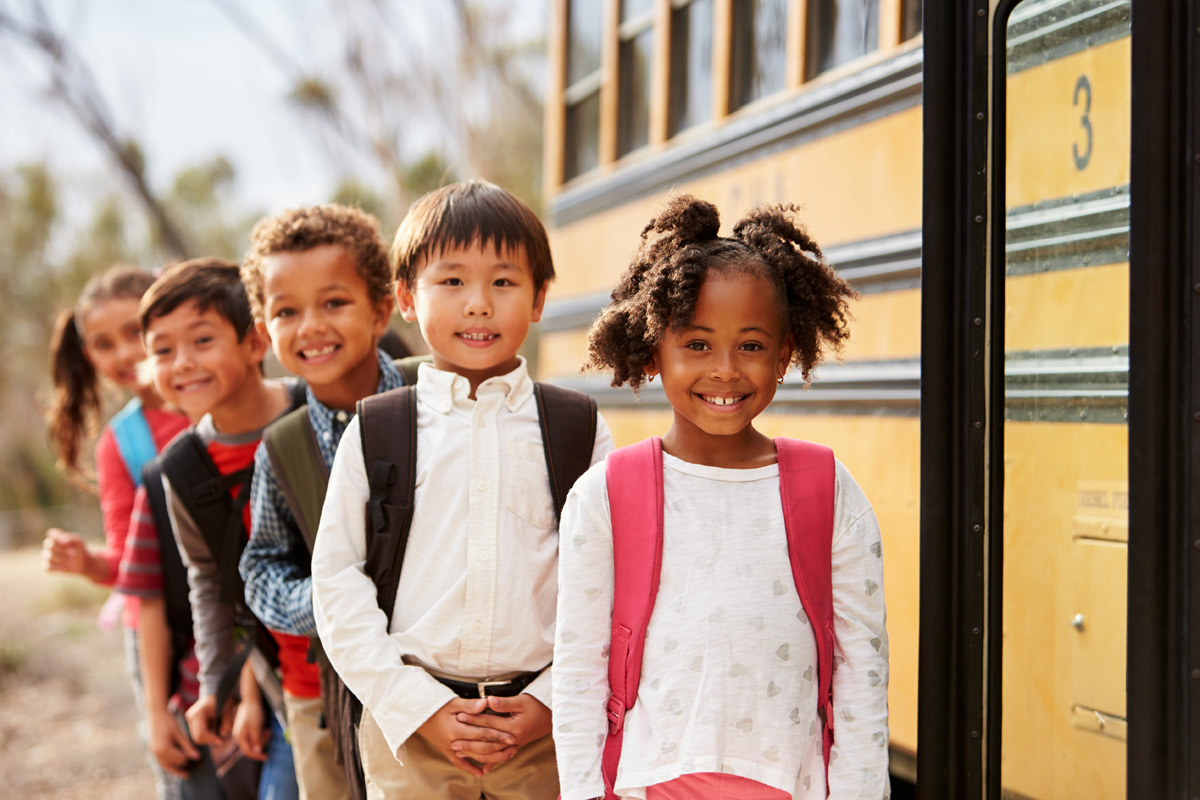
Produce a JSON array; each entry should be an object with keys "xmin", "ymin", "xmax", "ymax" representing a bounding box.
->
[
  {"xmin": 359, "ymin": 707, "xmax": 559, "ymax": 800},
  {"xmin": 284, "ymin": 691, "xmax": 350, "ymax": 800}
]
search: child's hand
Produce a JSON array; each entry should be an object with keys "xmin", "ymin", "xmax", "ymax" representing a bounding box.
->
[
  {"xmin": 41, "ymin": 529, "xmax": 90, "ymax": 576},
  {"xmin": 147, "ymin": 707, "xmax": 201, "ymax": 778},
  {"xmin": 232, "ymin": 694, "xmax": 269, "ymax": 761},
  {"xmin": 455, "ymin": 694, "xmax": 553, "ymax": 750},
  {"xmin": 417, "ymin": 698, "xmax": 517, "ymax": 776},
  {"xmin": 186, "ymin": 694, "xmax": 234, "ymax": 747}
]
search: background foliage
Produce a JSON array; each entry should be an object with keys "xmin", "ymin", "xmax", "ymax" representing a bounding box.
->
[{"xmin": 0, "ymin": 0, "xmax": 546, "ymax": 539}]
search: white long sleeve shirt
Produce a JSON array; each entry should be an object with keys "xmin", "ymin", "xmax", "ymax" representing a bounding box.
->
[
  {"xmin": 311, "ymin": 359, "xmax": 612, "ymax": 759},
  {"xmin": 553, "ymin": 451, "xmax": 890, "ymax": 800}
]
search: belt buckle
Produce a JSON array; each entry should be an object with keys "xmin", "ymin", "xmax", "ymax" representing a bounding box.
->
[{"xmin": 476, "ymin": 679, "xmax": 510, "ymax": 698}]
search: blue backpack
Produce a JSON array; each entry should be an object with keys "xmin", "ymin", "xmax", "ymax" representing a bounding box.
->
[{"xmin": 108, "ymin": 398, "xmax": 158, "ymax": 487}]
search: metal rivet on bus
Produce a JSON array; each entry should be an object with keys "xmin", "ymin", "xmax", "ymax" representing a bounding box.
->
[
  {"xmin": 971, "ymin": 730, "xmax": 980, "ymax": 739},
  {"xmin": 1069, "ymin": 347, "xmax": 1078, "ymax": 356},
  {"xmin": 1079, "ymin": 410, "xmax": 1087, "ymax": 420},
  {"xmin": 973, "ymin": 421, "xmax": 982, "ymax": 430},
  {"xmin": 977, "ymin": 8, "xmax": 985, "ymax": 16},
  {"xmin": 976, "ymin": 112, "xmax": 984, "ymax": 121},
  {"xmin": 972, "ymin": 523, "xmax": 981, "ymax": 533},
  {"xmin": 972, "ymin": 627, "xmax": 981, "ymax": 635},
  {"xmin": 975, "ymin": 215, "xmax": 983, "ymax": 223},
  {"xmin": 973, "ymin": 317, "xmax": 982, "ymax": 326}
]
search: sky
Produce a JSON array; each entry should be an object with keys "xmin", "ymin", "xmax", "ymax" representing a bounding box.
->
[{"xmin": 0, "ymin": 0, "xmax": 521, "ymax": 215}]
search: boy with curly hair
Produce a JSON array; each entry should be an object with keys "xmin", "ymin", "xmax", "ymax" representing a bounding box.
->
[{"xmin": 238, "ymin": 204, "xmax": 404, "ymax": 800}]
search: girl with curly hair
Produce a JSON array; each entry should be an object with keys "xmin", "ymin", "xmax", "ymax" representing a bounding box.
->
[{"xmin": 553, "ymin": 196, "xmax": 891, "ymax": 799}]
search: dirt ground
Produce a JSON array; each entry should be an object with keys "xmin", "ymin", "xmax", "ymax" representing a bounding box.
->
[{"xmin": 0, "ymin": 547, "xmax": 157, "ymax": 798}]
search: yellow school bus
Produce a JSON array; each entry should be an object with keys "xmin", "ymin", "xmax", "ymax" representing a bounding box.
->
[{"xmin": 535, "ymin": 1, "xmax": 1138, "ymax": 796}]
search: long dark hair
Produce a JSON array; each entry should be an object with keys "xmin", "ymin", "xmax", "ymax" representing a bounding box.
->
[{"xmin": 47, "ymin": 265, "xmax": 155, "ymax": 488}]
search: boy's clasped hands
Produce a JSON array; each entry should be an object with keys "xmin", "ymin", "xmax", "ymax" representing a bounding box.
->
[{"xmin": 419, "ymin": 694, "xmax": 552, "ymax": 776}]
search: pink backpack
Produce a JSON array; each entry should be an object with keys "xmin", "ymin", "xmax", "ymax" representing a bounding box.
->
[{"xmin": 602, "ymin": 436, "xmax": 836, "ymax": 799}]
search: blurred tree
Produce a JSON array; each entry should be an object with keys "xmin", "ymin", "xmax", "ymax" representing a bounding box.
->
[
  {"xmin": 212, "ymin": 0, "xmax": 545, "ymax": 218},
  {"xmin": 0, "ymin": 1, "xmax": 193, "ymax": 258},
  {"xmin": 330, "ymin": 178, "xmax": 389, "ymax": 228},
  {"xmin": 161, "ymin": 156, "xmax": 261, "ymax": 261},
  {"xmin": 0, "ymin": 157, "xmax": 256, "ymax": 517}
]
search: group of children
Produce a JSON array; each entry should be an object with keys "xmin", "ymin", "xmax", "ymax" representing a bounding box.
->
[{"xmin": 42, "ymin": 180, "xmax": 891, "ymax": 800}]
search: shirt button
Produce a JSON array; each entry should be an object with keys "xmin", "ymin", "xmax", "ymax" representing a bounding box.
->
[
  {"xmin": 478, "ymin": 551, "xmax": 489, "ymax": 562},
  {"xmin": 335, "ymin": 410, "xmax": 349, "ymax": 423},
  {"xmin": 477, "ymin": 418, "xmax": 487, "ymax": 428},
  {"xmin": 473, "ymin": 622, "xmax": 482, "ymax": 633},
  {"xmin": 477, "ymin": 479, "xmax": 487, "ymax": 492}
]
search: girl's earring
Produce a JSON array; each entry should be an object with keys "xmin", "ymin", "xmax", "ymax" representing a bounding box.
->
[
  {"xmin": 647, "ymin": 373, "xmax": 655, "ymax": 383},
  {"xmin": 777, "ymin": 374, "xmax": 785, "ymax": 384}
]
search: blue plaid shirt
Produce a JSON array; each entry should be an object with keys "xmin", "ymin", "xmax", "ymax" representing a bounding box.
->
[{"xmin": 241, "ymin": 350, "xmax": 406, "ymax": 636}]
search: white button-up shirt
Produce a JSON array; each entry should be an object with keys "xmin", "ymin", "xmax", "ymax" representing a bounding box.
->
[{"xmin": 312, "ymin": 358, "xmax": 612, "ymax": 758}]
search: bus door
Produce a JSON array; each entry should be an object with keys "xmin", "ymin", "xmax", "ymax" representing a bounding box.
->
[
  {"xmin": 919, "ymin": 1, "xmax": 1198, "ymax": 798},
  {"xmin": 999, "ymin": 3, "xmax": 1130, "ymax": 797}
]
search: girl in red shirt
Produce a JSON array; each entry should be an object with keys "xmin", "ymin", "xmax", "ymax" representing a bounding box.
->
[
  {"xmin": 43, "ymin": 264, "xmax": 188, "ymax": 591},
  {"xmin": 42, "ymin": 265, "xmax": 189, "ymax": 799}
]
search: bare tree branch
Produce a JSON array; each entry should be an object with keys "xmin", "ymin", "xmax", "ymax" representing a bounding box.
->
[{"xmin": 0, "ymin": 1, "xmax": 192, "ymax": 258}]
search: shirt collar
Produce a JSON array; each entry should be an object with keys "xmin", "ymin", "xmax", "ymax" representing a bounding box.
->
[
  {"xmin": 417, "ymin": 356, "xmax": 533, "ymax": 414},
  {"xmin": 306, "ymin": 349, "xmax": 407, "ymax": 433}
]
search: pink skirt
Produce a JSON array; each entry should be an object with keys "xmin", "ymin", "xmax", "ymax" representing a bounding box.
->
[{"xmin": 645, "ymin": 772, "xmax": 792, "ymax": 800}]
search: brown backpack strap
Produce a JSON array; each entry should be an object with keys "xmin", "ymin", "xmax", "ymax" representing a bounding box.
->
[
  {"xmin": 533, "ymin": 382, "xmax": 598, "ymax": 521},
  {"xmin": 263, "ymin": 406, "xmax": 329, "ymax": 553},
  {"xmin": 357, "ymin": 386, "xmax": 418, "ymax": 627}
]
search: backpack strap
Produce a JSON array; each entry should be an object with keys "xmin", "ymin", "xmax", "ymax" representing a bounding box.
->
[
  {"xmin": 142, "ymin": 459, "xmax": 194, "ymax": 698},
  {"xmin": 110, "ymin": 398, "xmax": 157, "ymax": 487},
  {"xmin": 601, "ymin": 437, "xmax": 837, "ymax": 797},
  {"xmin": 262, "ymin": 406, "xmax": 329, "ymax": 553},
  {"xmin": 776, "ymin": 438, "xmax": 837, "ymax": 785},
  {"xmin": 533, "ymin": 382, "xmax": 597, "ymax": 521},
  {"xmin": 158, "ymin": 431, "xmax": 255, "ymax": 608},
  {"xmin": 358, "ymin": 386, "xmax": 418, "ymax": 627},
  {"xmin": 601, "ymin": 437, "xmax": 664, "ymax": 799}
]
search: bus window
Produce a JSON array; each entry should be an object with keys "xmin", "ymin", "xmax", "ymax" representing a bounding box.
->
[
  {"xmin": 564, "ymin": 0, "xmax": 604, "ymax": 180},
  {"xmin": 669, "ymin": 0, "xmax": 714, "ymax": 135},
  {"xmin": 730, "ymin": 0, "xmax": 787, "ymax": 112},
  {"xmin": 618, "ymin": 0, "xmax": 655, "ymax": 156},
  {"xmin": 805, "ymin": 0, "xmax": 880, "ymax": 78},
  {"xmin": 900, "ymin": 0, "xmax": 921, "ymax": 41}
]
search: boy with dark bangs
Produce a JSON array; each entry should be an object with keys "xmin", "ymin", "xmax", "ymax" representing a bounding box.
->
[
  {"xmin": 141, "ymin": 258, "xmax": 300, "ymax": 800},
  {"xmin": 238, "ymin": 204, "xmax": 405, "ymax": 800},
  {"xmin": 311, "ymin": 180, "xmax": 613, "ymax": 799}
]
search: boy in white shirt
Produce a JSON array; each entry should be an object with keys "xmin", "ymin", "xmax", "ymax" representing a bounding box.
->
[{"xmin": 311, "ymin": 180, "xmax": 612, "ymax": 799}]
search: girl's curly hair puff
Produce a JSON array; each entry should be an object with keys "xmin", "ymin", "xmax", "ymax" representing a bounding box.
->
[{"xmin": 585, "ymin": 195, "xmax": 856, "ymax": 389}]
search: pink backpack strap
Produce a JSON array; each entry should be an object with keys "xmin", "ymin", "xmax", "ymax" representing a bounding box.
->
[
  {"xmin": 776, "ymin": 438, "xmax": 837, "ymax": 791},
  {"xmin": 602, "ymin": 437, "xmax": 664, "ymax": 800}
]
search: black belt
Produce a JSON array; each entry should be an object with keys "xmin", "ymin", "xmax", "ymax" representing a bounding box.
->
[{"xmin": 433, "ymin": 669, "xmax": 544, "ymax": 699}]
